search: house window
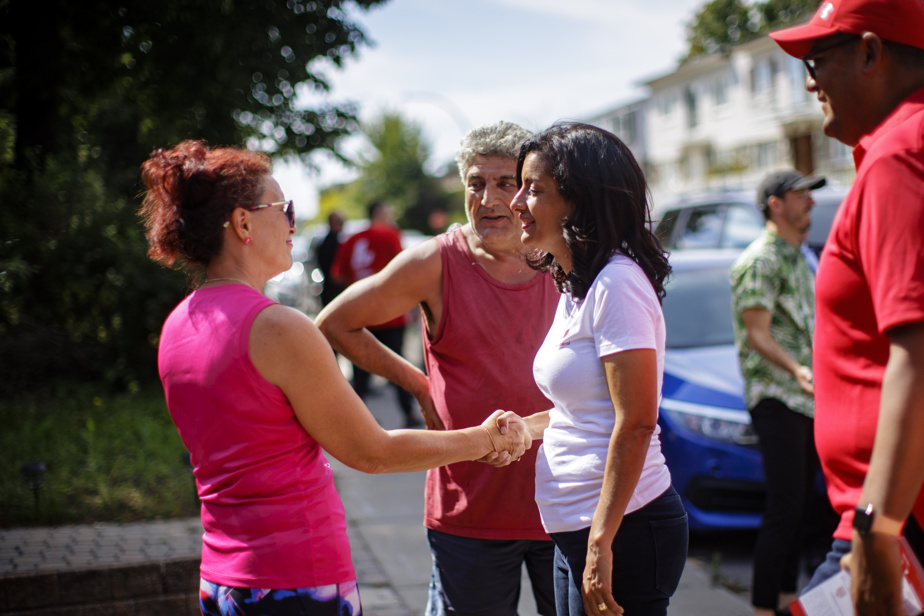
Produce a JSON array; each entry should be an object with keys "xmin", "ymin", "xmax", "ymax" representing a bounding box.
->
[
  {"xmin": 755, "ymin": 142, "xmax": 778, "ymax": 168},
  {"xmin": 788, "ymin": 56, "xmax": 812, "ymax": 104},
  {"xmin": 618, "ymin": 112, "xmax": 636, "ymax": 144},
  {"xmin": 685, "ymin": 87, "xmax": 698, "ymax": 128},
  {"xmin": 713, "ymin": 76, "xmax": 728, "ymax": 107},
  {"xmin": 751, "ymin": 59, "xmax": 776, "ymax": 95},
  {"xmin": 659, "ymin": 94, "xmax": 675, "ymax": 116}
]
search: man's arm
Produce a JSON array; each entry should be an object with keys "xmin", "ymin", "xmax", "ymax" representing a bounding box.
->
[
  {"xmin": 847, "ymin": 321, "xmax": 924, "ymax": 615},
  {"xmin": 316, "ymin": 238, "xmax": 445, "ymax": 429},
  {"xmin": 741, "ymin": 307, "xmax": 814, "ymax": 395}
]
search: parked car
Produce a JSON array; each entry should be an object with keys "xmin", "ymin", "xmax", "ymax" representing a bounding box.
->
[
  {"xmin": 658, "ymin": 250, "xmax": 765, "ymax": 530},
  {"xmin": 657, "ymin": 182, "xmax": 848, "ymax": 530},
  {"xmin": 653, "ymin": 185, "xmax": 848, "ymax": 258}
]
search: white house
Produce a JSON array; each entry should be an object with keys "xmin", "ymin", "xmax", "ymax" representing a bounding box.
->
[{"xmin": 588, "ymin": 35, "xmax": 855, "ymax": 209}]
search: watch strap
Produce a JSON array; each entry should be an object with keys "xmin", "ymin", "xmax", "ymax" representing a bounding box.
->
[{"xmin": 854, "ymin": 503, "xmax": 904, "ymax": 536}]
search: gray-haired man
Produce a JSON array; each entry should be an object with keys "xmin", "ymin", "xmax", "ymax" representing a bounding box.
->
[{"xmin": 317, "ymin": 122, "xmax": 557, "ymax": 615}]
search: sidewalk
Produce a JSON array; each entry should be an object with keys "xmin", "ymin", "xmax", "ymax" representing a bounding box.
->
[
  {"xmin": 331, "ymin": 386, "xmax": 752, "ymax": 616},
  {"xmin": 0, "ymin": 383, "xmax": 751, "ymax": 615}
]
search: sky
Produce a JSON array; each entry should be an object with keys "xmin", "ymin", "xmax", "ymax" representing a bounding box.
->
[{"xmin": 276, "ymin": 0, "xmax": 708, "ymax": 220}]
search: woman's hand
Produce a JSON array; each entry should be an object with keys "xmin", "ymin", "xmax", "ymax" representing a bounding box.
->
[
  {"xmin": 479, "ymin": 410, "xmax": 531, "ymax": 466},
  {"xmin": 582, "ymin": 542, "xmax": 624, "ymax": 615}
]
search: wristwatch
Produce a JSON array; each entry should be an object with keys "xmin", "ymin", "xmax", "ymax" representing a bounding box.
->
[{"xmin": 853, "ymin": 503, "xmax": 903, "ymax": 536}]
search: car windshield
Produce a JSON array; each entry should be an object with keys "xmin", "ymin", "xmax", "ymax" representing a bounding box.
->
[{"xmin": 663, "ymin": 266, "xmax": 735, "ymax": 349}]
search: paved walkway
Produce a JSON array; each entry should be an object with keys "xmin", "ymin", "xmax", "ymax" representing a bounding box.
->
[{"xmin": 0, "ymin": 382, "xmax": 751, "ymax": 614}]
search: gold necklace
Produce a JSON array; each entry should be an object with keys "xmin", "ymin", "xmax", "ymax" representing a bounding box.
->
[{"xmin": 203, "ymin": 277, "xmax": 254, "ymax": 289}]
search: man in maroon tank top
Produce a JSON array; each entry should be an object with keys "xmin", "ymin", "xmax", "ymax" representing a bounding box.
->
[{"xmin": 317, "ymin": 121, "xmax": 558, "ymax": 616}]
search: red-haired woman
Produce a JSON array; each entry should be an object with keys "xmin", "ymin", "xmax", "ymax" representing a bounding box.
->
[{"xmin": 139, "ymin": 140, "xmax": 530, "ymax": 616}]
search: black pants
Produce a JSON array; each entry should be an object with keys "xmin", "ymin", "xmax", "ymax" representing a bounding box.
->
[
  {"xmin": 749, "ymin": 398, "xmax": 838, "ymax": 610},
  {"xmin": 351, "ymin": 326, "xmax": 417, "ymax": 424},
  {"xmin": 550, "ymin": 487, "xmax": 688, "ymax": 615}
]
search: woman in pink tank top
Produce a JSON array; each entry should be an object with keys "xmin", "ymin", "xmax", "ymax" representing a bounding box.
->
[{"xmin": 139, "ymin": 141, "xmax": 533, "ymax": 616}]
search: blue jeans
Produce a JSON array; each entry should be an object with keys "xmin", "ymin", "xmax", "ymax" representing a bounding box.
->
[
  {"xmin": 800, "ymin": 538, "xmax": 852, "ymax": 594},
  {"xmin": 801, "ymin": 514, "xmax": 924, "ymax": 596},
  {"xmin": 425, "ymin": 529, "xmax": 555, "ymax": 616},
  {"xmin": 549, "ymin": 486, "xmax": 688, "ymax": 616}
]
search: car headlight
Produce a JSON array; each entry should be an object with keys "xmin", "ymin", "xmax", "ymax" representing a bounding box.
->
[{"xmin": 661, "ymin": 398, "xmax": 758, "ymax": 446}]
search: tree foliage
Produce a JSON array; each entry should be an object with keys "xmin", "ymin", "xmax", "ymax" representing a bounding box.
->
[
  {"xmin": 684, "ymin": 0, "xmax": 819, "ymax": 60},
  {"xmin": 319, "ymin": 113, "xmax": 457, "ymax": 232},
  {"xmin": 0, "ymin": 0, "xmax": 386, "ymax": 394}
]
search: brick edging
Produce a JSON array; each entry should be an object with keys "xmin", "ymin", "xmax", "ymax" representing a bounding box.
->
[{"xmin": 0, "ymin": 557, "xmax": 200, "ymax": 615}]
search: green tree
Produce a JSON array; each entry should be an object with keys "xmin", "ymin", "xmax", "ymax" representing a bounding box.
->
[
  {"xmin": 2, "ymin": 0, "xmax": 389, "ymax": 175},
  {"xmin": 753, "ymin": 0, "xmax": 819, "ymax": 32},
  {"xmin": 683, "ymin": 0, "xmax": 819, "ymax": 61},
  {"xmin": 319, "ymin": 113, "xmax": 456, "ymax": 232},
  {"xmin": 0, "ymin": 0, "xmax": 387, "ymax": 393},
  {"xmin": 685, "ymin": 0, "xmax": 755, "ymax": 59}
]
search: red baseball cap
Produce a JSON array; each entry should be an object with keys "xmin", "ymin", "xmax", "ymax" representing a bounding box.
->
[{"xmin": 769, "ymin": 0, "xmax": 924, "ymax": 58}]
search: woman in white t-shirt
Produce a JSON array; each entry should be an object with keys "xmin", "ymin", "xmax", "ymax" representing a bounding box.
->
[{"xmin": 507, "ymin": 123, "xmax": 688, "ymax": 616}]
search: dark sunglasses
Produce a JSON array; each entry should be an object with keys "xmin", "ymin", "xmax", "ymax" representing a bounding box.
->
[
  {"xmin": 801, "ymin": 36, "xmax": 859, "ymax": 80},
  {"xmin": 247, "ymin": 200, "xmax": 295, "ymax": 227}
]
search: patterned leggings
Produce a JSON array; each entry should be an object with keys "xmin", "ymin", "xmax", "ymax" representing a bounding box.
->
[{"xmin": 199, "ymin": 578, "xmax": 362, "ymax": 616}]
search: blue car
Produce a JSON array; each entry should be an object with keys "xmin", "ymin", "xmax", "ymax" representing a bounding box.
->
[{"xmin": 658, "ymin": 249, "xmax": 765, "ymax": 531}]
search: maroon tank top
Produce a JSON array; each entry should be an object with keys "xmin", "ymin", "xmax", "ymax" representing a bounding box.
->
[{"xmin": 423, "ymin": 226, "xmax": 559, "ymax": 540}]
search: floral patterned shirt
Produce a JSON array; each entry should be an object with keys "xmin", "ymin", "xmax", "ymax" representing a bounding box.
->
[{"xmin": 730, "ymin": 228, "xmax": 814, "ymax": 416}]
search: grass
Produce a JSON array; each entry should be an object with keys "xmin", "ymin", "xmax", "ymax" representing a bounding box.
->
[{"xmin": 0, "ymin": 381, "xmax": 198, "ymax": 527}]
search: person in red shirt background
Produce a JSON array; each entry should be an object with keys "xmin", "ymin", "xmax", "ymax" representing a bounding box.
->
[{"xmin": 331, "ymin": 201, "xmax": 422, "ymax": 427}]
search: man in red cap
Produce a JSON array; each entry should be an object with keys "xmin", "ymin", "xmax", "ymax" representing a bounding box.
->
[{"xmin": 769, "ymin": 0, "xmax": 924, "ymax": 613}]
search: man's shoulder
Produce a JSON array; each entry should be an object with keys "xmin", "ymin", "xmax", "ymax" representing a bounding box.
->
[
  {"xmin": 732, "ymin": 233, "xmax": 777, "ymax": 270},
  {"xmin": 441, "ymin": 224, "xmax": 486, "ymax": 267},
  {"xmin": 381, "ymin": 235, "xmax": 443, "ymax": 282},
  {"xmin": 730, "ymin": 235, "xmax": 788, "ymax": 297}
]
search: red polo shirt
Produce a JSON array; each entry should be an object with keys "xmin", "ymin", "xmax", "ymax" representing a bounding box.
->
[{"xmin": 814, "ymin": 87, "xmax": 924, "ymax": 541}]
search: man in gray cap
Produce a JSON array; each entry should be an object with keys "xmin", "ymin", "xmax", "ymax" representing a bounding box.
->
[{"xmin": 730, "ymin": 169, "xmax": 832, "ymax": 616}]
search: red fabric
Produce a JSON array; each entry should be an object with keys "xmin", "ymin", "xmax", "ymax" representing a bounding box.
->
[
  {"xmin": 770, "ymin": 0, "xmax": 924, "ymax": 58},
  {"xmin": 814, "ymin": 87, "xmax": 924, "ymax": 541},
  {"xmin": 331, "ymin": 223, "xmax": 407, "ymax": 329},
  {"xmin": 158, "ymin": 284, "xmax": 355, "ymax": 587},
  {"xmin": 422, "ymin": 227, "xmax": 559, "ymax": 540}
]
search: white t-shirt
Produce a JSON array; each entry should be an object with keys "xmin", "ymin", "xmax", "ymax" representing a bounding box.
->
[{"xmin": 533, "ymin": 253, "xmax": 672, "ymax": 533}]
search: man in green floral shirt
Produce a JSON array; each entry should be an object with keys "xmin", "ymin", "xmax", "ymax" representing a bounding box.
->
[{"xmin": 731, "ymin": 169, "xmax": 834, "ymax": 616}]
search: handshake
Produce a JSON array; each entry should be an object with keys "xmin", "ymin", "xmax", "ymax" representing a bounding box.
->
[{"xmin": 479, "ymin": 410, "xmax": 533, "ymax": 467}]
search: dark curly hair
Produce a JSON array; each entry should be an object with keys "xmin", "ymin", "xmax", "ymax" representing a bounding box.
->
[
  {"xmin": 515, "ymin": 122, "xmax": 670, "ymax": 302},
  {"xmin": 139, "ymin": 140, "xmax": 272, "ymax": 269}
]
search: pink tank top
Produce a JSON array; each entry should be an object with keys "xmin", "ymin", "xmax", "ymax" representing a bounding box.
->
[
  {"xmin": 423, "ymin": 227, "xmax": 559, "ymax": 540},
  {"xmin": 158, "ymin": 284, "xmax": 355, "ymax": 588}
]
